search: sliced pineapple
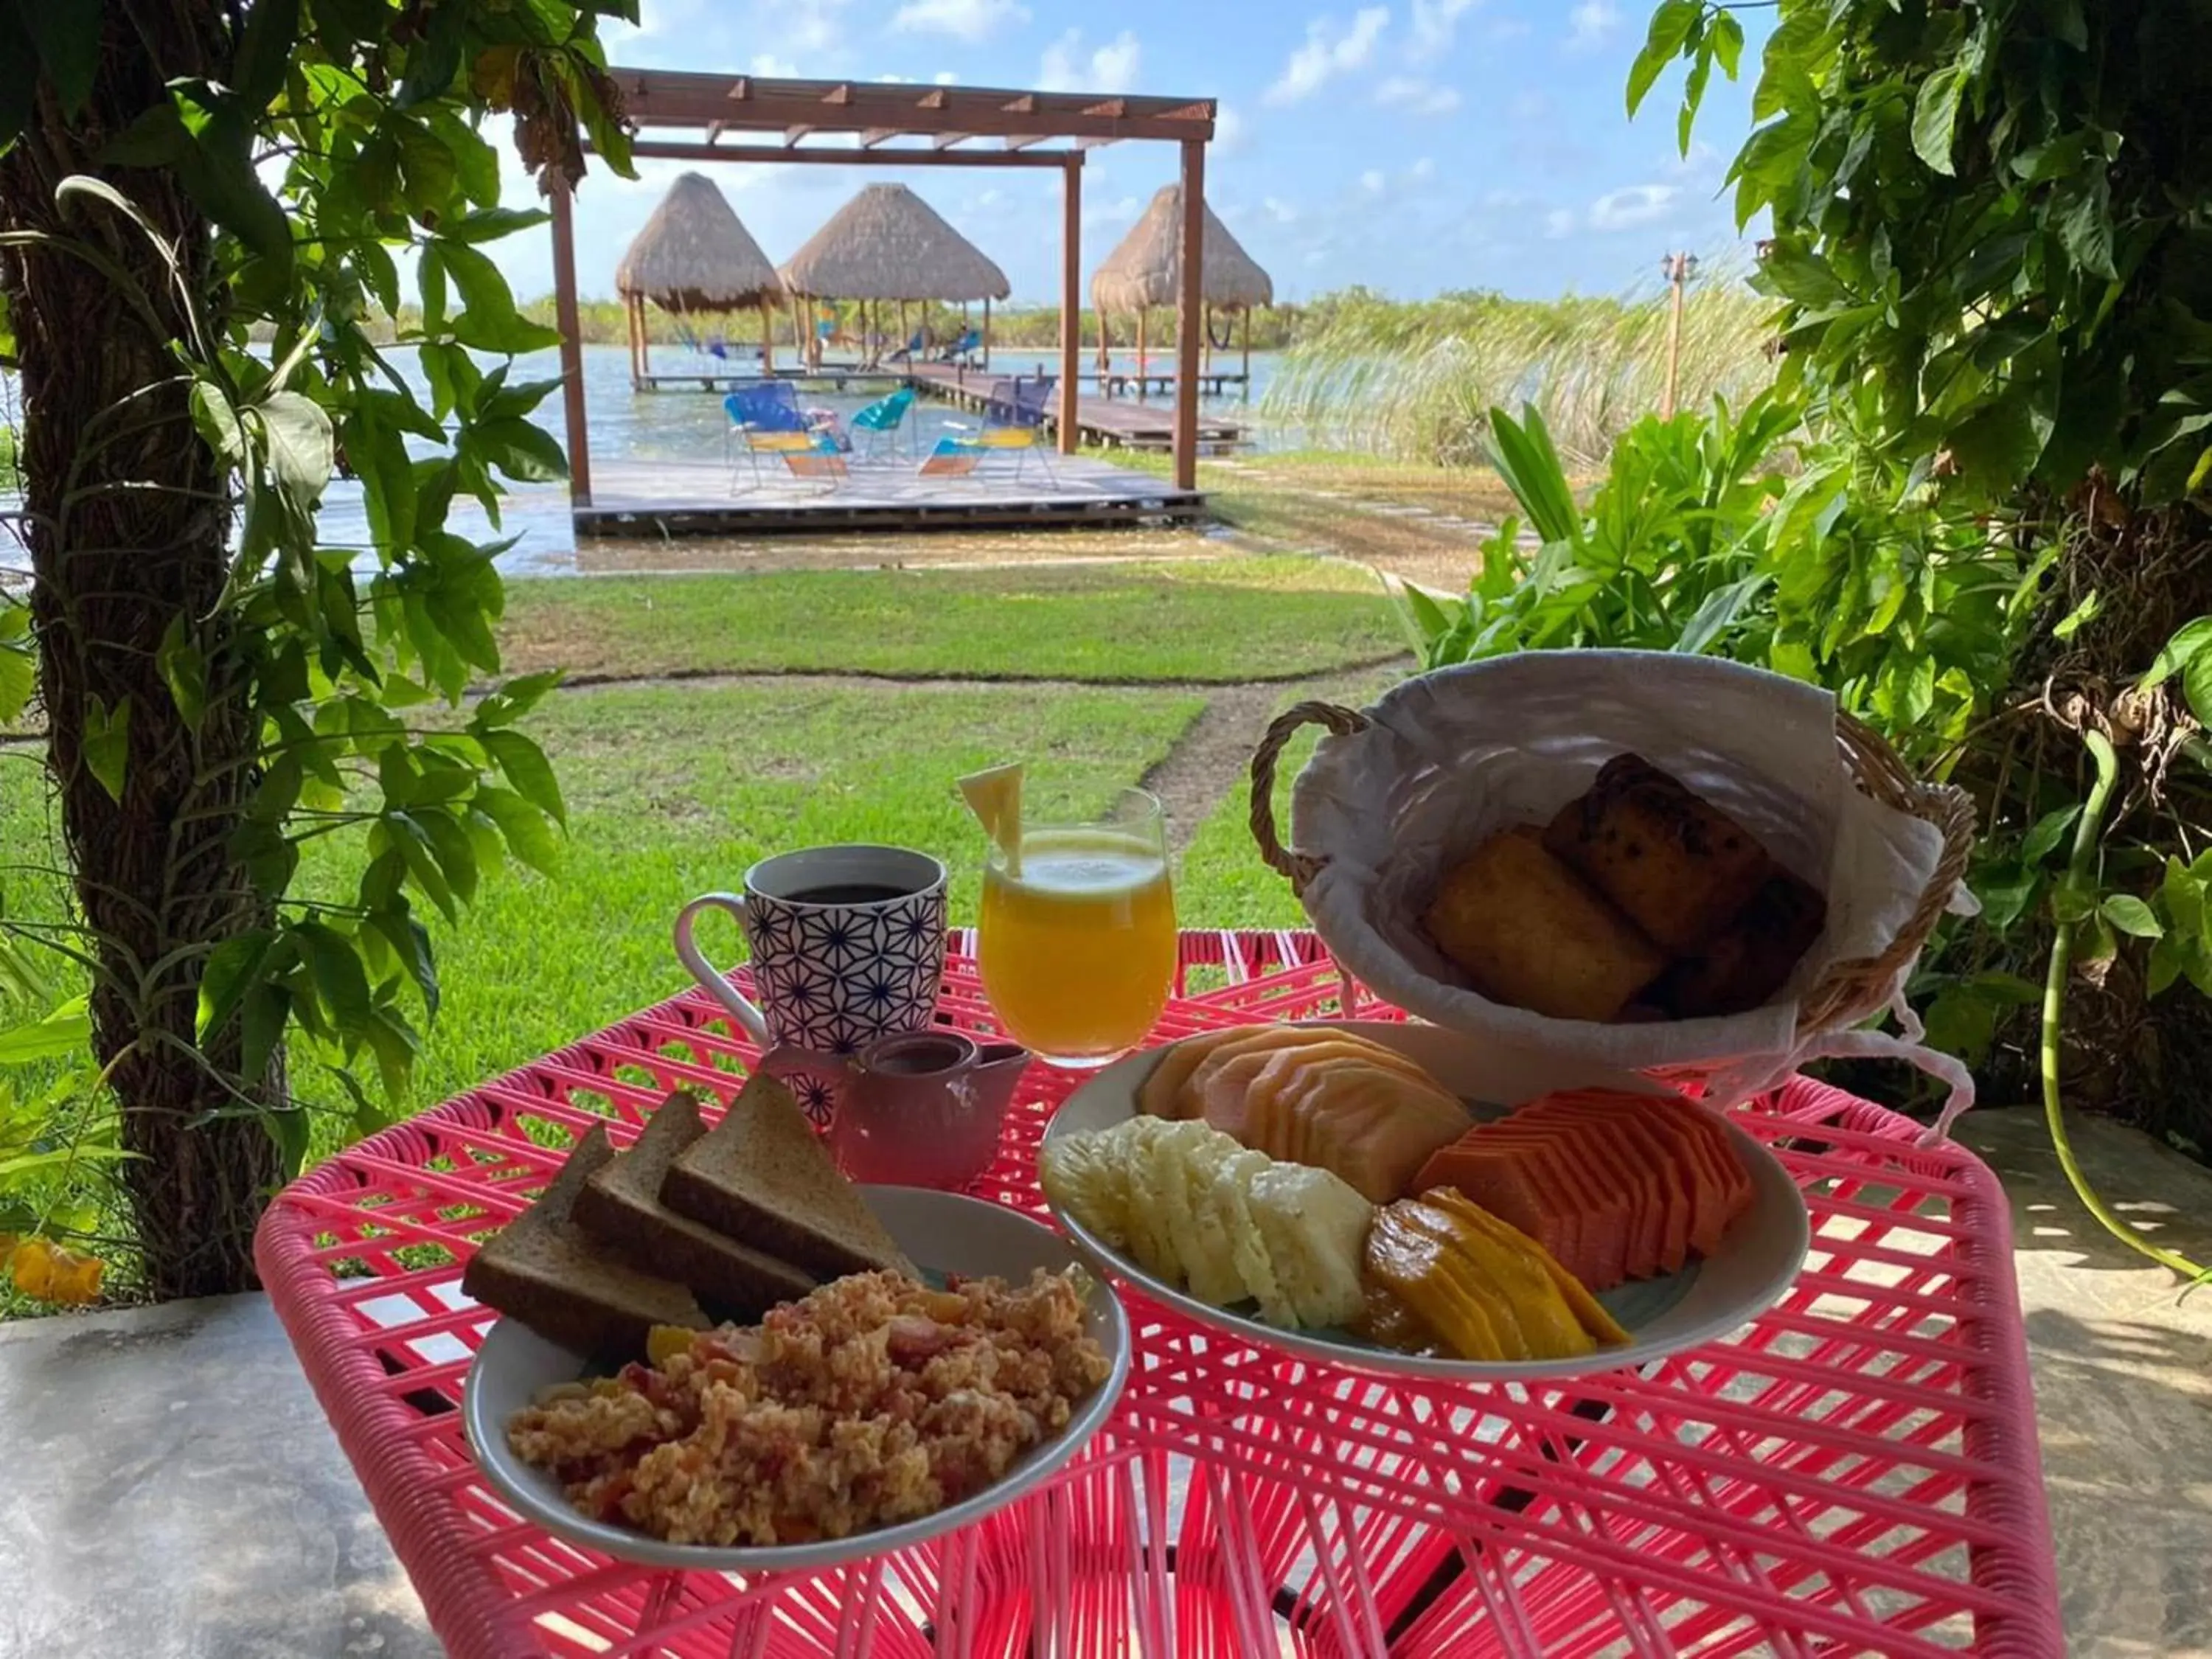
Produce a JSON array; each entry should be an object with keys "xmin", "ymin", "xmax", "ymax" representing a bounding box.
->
[
  {"xmin": 956, "ymin": 761, "xmax": 1025, "ymax": 870},
  {"xmin": 1245, "ymin": 1163, "xmax": 1372, "ymax": 1329}
]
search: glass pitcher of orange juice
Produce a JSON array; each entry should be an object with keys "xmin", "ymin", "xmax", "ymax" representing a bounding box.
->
[{"xmin": 977, "ymin": 789, "xmax": 1176, "ymax": 1068}]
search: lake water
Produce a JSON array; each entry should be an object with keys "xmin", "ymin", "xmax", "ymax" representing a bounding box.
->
[{"xmin": 3, "ymin": 344, "xmax": 1281, "ymax": 577}]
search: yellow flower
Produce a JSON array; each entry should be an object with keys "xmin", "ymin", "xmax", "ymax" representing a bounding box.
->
[{"xmin": 7, "ymin": 1237, "xmax": 104, "ymax": 1306}]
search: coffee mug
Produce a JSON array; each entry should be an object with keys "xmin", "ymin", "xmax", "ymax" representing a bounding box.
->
[{"xmin": 674, "ymin": 846, "xmax": 950, "ymax": 1066}]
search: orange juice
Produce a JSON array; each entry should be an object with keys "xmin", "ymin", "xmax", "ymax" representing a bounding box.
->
[{"xmin": 978, "ymin": 829, "xmax": 1176, "ymax": 1065}]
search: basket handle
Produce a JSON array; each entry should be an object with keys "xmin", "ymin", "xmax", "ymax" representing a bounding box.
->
[
  {"xmin": 1248, "ymin": 700, "xmax": 1371, "ymax": 894},
  {"xmin": 1795, "ymin": 712, "xmax": 1980, "ymax": 1036}
]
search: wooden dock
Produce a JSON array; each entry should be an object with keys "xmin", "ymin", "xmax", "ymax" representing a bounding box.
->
[
  {"xmin": 902, "ymin": 361, "xmax": 1248, "ymax": 453},
  {"xmin": 573, "ymin": 455, "xmax": 1206, "ymax": 539},
  {"xmin": 632, "ymin": 366, "xmax": 906, "ymax": 394}
]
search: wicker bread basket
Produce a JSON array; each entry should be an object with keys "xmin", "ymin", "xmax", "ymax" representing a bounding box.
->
[{"xmin": 1245, "ymin": 655, "xmax": 1977, "ymax": 1074}]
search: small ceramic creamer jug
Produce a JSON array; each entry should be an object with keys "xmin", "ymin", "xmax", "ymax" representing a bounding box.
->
[{"xmin": 760, "ymin": 1031, "xmax": 1029, "ymax": 1190}]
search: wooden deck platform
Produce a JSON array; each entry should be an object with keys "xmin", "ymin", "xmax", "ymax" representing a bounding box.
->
[
  {"xmin": 632, "ymin": 366, "xmax": 905, "ymax": 393},
  {"xmin": 573, "ymin": 454, "xmax": 1206, "ymax": 538},
  {"xmin": 902, "ymin": 361, "xmax": 1249, "ymax": 453}
]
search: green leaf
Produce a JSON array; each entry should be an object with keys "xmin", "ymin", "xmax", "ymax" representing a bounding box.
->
[
  {"xmin": 156, "ymin": 614, "xmax": 207, "ymax": 728},
  {"xmin": 472, "ymin": 785, "xmax": 563, "ymax": 876},
  {"xmin": 367, "ymin": 910, "xmax": 439, "ymax": 1020},
  {"xmin": 1950, "ymin": 394, "xmax": 2051, "ymax": 500},
  {"xmin": 0, "ymin": 998, "xmax": 91, "ymax": 1065},
  {"xmin": 0, "ymin": 6, "xmax": 40, "ymax": 150},
  {"xmin": 1673, "ymin": 574, "xmax": 1770, "ymax": 655},
  {"xmin": 2051, "ymin": 883, "xmax": 2097, "ymax": 926},
  {"xmin": 481, "ymin": 729, "xmax": 566, "ymax": 826},
  {"xmin": 296, "ymin": 921, "xmax": 373, "ymax": 1031},
  {"xmin": 2057, "ymin": 173, "xmax": 2116, "ymax": 280},
  {"xmin": 444, "ymin": 206, "xmax": 553, "ymax": 244},
  {"xmin": 2140, "ymin": 616, "xmax": 2212, "ymax": 688},
  {"xmin": 396, "ymin": 0, "xmax": 467, "ymax": 107},
  {"xmin": 1759, "ymin": 242, "xmax": 1851, "ymax": 309},
  {"xmin": 238, "ymin": 980, "xmax": 289, "ymax": 1085},
  {"xmin": 196, "ymin": 929, "xmax": 276, "ymax": 1043},
  {"xmin": 2102, "ymin": 894, "xmax": 2163, "ymax": 939},
  {"xmin": 463, "ymin": 417, "xmax": 569, "ymax": 484},
  {"xmin": 189, "ymin": 380, "xmax": 247, "ymax": 463},
  {"xmin": 1627, "ymin": 0, "xmax": 1702, "ymax": 117},
  {"xmin": 1911, "ymin": 64, "xmax": 1966, "ymax": 176},
  {"xmin": 232, "ymin": 0, "xmax": 299, "ymax": 107},
  {"xmin": 2186, "ymin": 650, "xmax": 2212, "ymax": 729},
  {"xmin": 23, "ymin": 1, "xmax": 103, "ymax": 119},
  {"xmin": 262, "ymin": 1105, "xmax": 311, "ymax": 1178},
  {"xmin": 1708, "ymin": 11, "xmax": 1744, "ymax": 77},
  {"xmin": 258, "ymin": 391, "xmax": 335, "ymax": 508},
  {"xmin": 2021, "ymin": 804, "xmax": 2082, "ymax": 865},
  {"xmin": 439, "ymin": 242, "xmax": 561, "ymax": 354},
  {"xmin": 415, "ymin": 807, "xmax": 481, "ymax": 905},
  {"xmin": 2164, "ymin": 857, "xmax": 2207, "ymax": 942},
  {"xmin": 0, "ymin": 605, "xmax": 31, "ymax": 726},
  {"xmin": 84, "ymin": 694, "xmax": 130, "ymax": 803},
  {"xmin": 2148, "ymin": 935, "xmax": 2184, "ymax": 997}
]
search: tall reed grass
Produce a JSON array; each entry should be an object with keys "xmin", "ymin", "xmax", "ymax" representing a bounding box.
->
[{"xmin": 1261, "ymin": 281, "xmax": 1775, "ymax": 470}]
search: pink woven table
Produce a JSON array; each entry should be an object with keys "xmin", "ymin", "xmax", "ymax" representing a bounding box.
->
[{"xmin": 257, "ymin": 931, "xmax": 2062, "ymax": 1658}]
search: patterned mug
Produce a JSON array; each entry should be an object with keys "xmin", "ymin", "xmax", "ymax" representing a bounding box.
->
[{"xmin": 675, "ymin": 846, "xmax": 950, "ymax": 1106}]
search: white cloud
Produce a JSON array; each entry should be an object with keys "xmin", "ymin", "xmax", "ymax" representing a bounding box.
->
[
  {"xmin": 933, "ymin": 70, "xmax": 959, "ymax": 84},
  {"xmin": 785, "ymin": 0, "xmax": 850, "ymax": 55},
  {"xmin": 1266, "ymin": 7, "xmax": 1391, "ymax": 105},
  {"xmin": 1409, "ymin": 0, "xmax": 1479, "ymax": 52},
  {"xmin": 1544, "ymin": 208, "xmax": 1579, "ymax": 239},
  {"xmin": 1588, "ymin": 183, "xmax": 1679, "ymax": 231},
  {"xmin": 891, "ymin": 0, "xmax": 1029, "ymax": 44},
  {"xmin": 1360, "ymin": 168, "xmax": 1388, "ymax": 195},
  {"xmin": 1214, "ymin": 105, "xmax": 1250, "ymax": 150},
  {"xmin": 1565, "ymin": 1, "xmax": 1621, "ymax": 50},
  {"xmin": 1262, "ymin": 196, "xmax": 1301, "ymax": 224},
  {"xmin": 751, "ymin": 52, "xmax": 799, "ymax": 77},
  {"xmin": 1408, "ymin": 155, "xmax": 1436, "ymax": 181},
  {"xmin": 1374, "ymin": 75, "xmax": 1460, "ymax": 114},
  {"xmin": 1082, "ymin": 194, "xmax": 1142, "ymax": 231},
  {"xmin": 1037, "ymin": 28, "xmax": 1142, "ymax": 93}
]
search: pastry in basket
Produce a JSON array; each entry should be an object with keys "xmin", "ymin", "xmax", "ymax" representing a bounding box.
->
[
  {"xmin": 1542, "ymin": 754, "xmax": 1774, "ymax": 952},
  {"xmin": 1652, "ymin": 869, "xmax": 1829, "ymax": 1018},
  {"xmin": 1422, "ymin": 827, "xmax": 1668, "ymax": 1023}
]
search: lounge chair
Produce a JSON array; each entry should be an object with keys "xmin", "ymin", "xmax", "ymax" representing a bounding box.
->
[
  {"xmin": 934, "ymin": 327, "xmax": 981, "ymax": 364},
  {"xmin": 886, "ymin": 330, "xmax": 927, "ymax": 364},
  {"xmin": 773, "ymin": 434, "xmax": 849, "ymax": 493},
  {"xmin": 851, "ymin": 387, "xmax": 917, "ymax": 461},
  {"xmin": 942, "ymin": 373, "xmax": 1059, "ymax": 484},
  {"xmin": 918, "ymin": 436, "xmax": 982, "ymax": 479},
  {"xmin": 724, "ymin": 384, "xmax": 833, "ymax": 490}
]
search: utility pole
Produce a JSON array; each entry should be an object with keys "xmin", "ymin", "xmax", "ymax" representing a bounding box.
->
[{"xmin": 1660, "ymin": 251, "xmax": 1698, "ymax": 419}]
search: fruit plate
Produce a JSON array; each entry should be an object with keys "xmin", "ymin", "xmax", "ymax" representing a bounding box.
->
[
  {"xmin": 1041, "ymin": 1022, "xmax": 1809, "ymax": 1382},
  {"xmin": 462, "ymin": 1186, "xmax": 1131, "ymax": 1573}
]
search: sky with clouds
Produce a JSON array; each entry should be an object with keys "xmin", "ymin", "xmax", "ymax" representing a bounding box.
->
[{"xmin": 490, "ymin": 0, "xmax": 1771, "ymax": 306}]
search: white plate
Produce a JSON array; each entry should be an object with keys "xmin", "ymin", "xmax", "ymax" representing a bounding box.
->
[
  {"xmin": 1042, "ymin": 1021, "xmax": 1810, "ymax": 1382},
  {"xmin": 462, "ymin": 1185, "xmax": 1131, "ymax": 1572}
]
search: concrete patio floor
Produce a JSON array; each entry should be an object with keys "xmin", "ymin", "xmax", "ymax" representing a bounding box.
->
[{"xmin": 2, "ymin": 1105, "xmax": 2206, "ymax": 1658}]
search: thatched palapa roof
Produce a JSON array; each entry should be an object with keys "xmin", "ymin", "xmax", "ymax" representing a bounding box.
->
[
  {"xmin": 778, "ymin": 184, "xmax": 1010, "ymax": 303},
  {"xmin": 616, "ymin": 172, "xmax": 782, "ymax": 312},
  {"xmin": 1091, "ymin": 184, "xmax": 1273, "ymax": 313}
]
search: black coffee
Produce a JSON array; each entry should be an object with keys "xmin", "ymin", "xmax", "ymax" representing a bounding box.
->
[{"xmin": 783, "ymin": 883, "xmax": 911, "ymax": 906}]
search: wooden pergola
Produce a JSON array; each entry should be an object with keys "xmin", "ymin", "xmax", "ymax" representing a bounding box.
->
[{"xmin": 548, "ymin": 72, "xmax": 1217, "ymax": 505}]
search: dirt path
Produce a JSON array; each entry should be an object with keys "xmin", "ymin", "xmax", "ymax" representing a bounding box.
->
[{"xmin": 1136, "ymin": 684, "xmax": 1284, "ymax": 858}]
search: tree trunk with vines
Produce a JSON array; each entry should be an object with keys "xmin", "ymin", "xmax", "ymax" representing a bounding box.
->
[{"xmin": 1, "ymin": 3, "xmax": 280, "ymax": 1299}]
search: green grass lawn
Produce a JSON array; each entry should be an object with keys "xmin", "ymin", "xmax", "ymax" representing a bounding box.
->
[{"xmin": 498, "ymin": 557, "xmax": 1401, "ymax": 684}]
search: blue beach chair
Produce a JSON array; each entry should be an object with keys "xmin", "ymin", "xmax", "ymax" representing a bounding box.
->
[{"xmin": 850, "ymin": 386, "xmax": 918, "ymax": 461}]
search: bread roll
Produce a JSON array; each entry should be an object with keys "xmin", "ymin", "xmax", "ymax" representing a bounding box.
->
[
  {"xmin": 1423, "ymin": 828, "xmax": 1667, "ymax": 1022},
  {"xmin": 1543, "ymin": 754, "xmax": 1773, "ymax": 951},
  {"xmin": 1653, "ymin": 869, "xmax": 1829, "ymax": 1018}
]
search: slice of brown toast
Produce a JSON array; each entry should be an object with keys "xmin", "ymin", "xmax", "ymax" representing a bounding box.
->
[
  {"xmin": 662, "ymin": 1073, "xmax": 918, "ymax": 1280},
  {"xmin": 459, "ymin": 1125, "xmax": 709, "ymax": 1360},
  {"xmin": 574, "ymin": 1090, "xmax": 818, "ymax": 1319}
]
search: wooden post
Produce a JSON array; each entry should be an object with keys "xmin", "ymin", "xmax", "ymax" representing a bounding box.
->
[
  {"xmin": 1135, "ymin": 309, "xmax": 1147, "ymax": 391},
  {"xmin": 1096, "ymin": 307, "xmax": 1110, "ymax": 372},
  {"xmin": 623, "ymin": 293, "xmax": 639, "ymax": 387},
  {"xmin": 761, "ymin": 301, "xmax": 775, "ymax": 374},
  {"xmin": 636, "ymin": 297, "xmax": 651, "ymax": 382},
  {"xmin": 1203, "ymin": 304, "xmax": 1214, "ymax": 380},
  {"xmin": 898, "ymin": 298, "xmax": 909, "ymax": 360},
  {"xmin": 1241, "ymin": 307, "xmax": 1251, "ymax": 394},
  {"xmin": 1172, "ymin": 145, "xmax": 1205, "ymax": 492},
  {"xmin": 1660, "ymin": 251, "xmax": 1695, "ymax": 420},
  {"xmin": 1060, "ymin": 156, "xmax": 1082, "ymax": 455},
  {"xmin": 983, "ymin": 296, "xmax": 992, "ymax": 371},
  {"xmin": 548, "ymin": 178, "xmax": 591, "ymax": 504}
]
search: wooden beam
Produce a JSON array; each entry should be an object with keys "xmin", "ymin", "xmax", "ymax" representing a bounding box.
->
[
  {"xmin": 726, "ymin": 77, "xmax": 751, "ymax": 102},
  {"xmin": 931, "ymin": 132, "xmax": 973, "ymax": 150},
  {"xmin": 548, "ymin": 180, "xmax": 591, "ymax": 504},
  {"xmin": 784, "ymin": 125, "xmax": 813, "ymax": 145},
  {"xmin": 608, "ymin": 139, "xmax": 1077, "ymax": 167},
  {"xmin": 823, "ymin": 83, "xmax": 852, "ymax": 105},
  {"xmin": 860, "ymin": 127, "xmax": 897, "ymax": 147},
  {"xmin": 614, "ymin": 75, "xmax": 1214, "ymax": 143},
  {"xmin": 704, "ymin": 119, "xmax": 725, "ymax": 144},
  {"xmin": 1173, "ymin": 140, "xmax": 1205, "ymax": 491},
  {"xmin": 1060, "ymin": 157, "xmax": 1081, "ymax": 455}
]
